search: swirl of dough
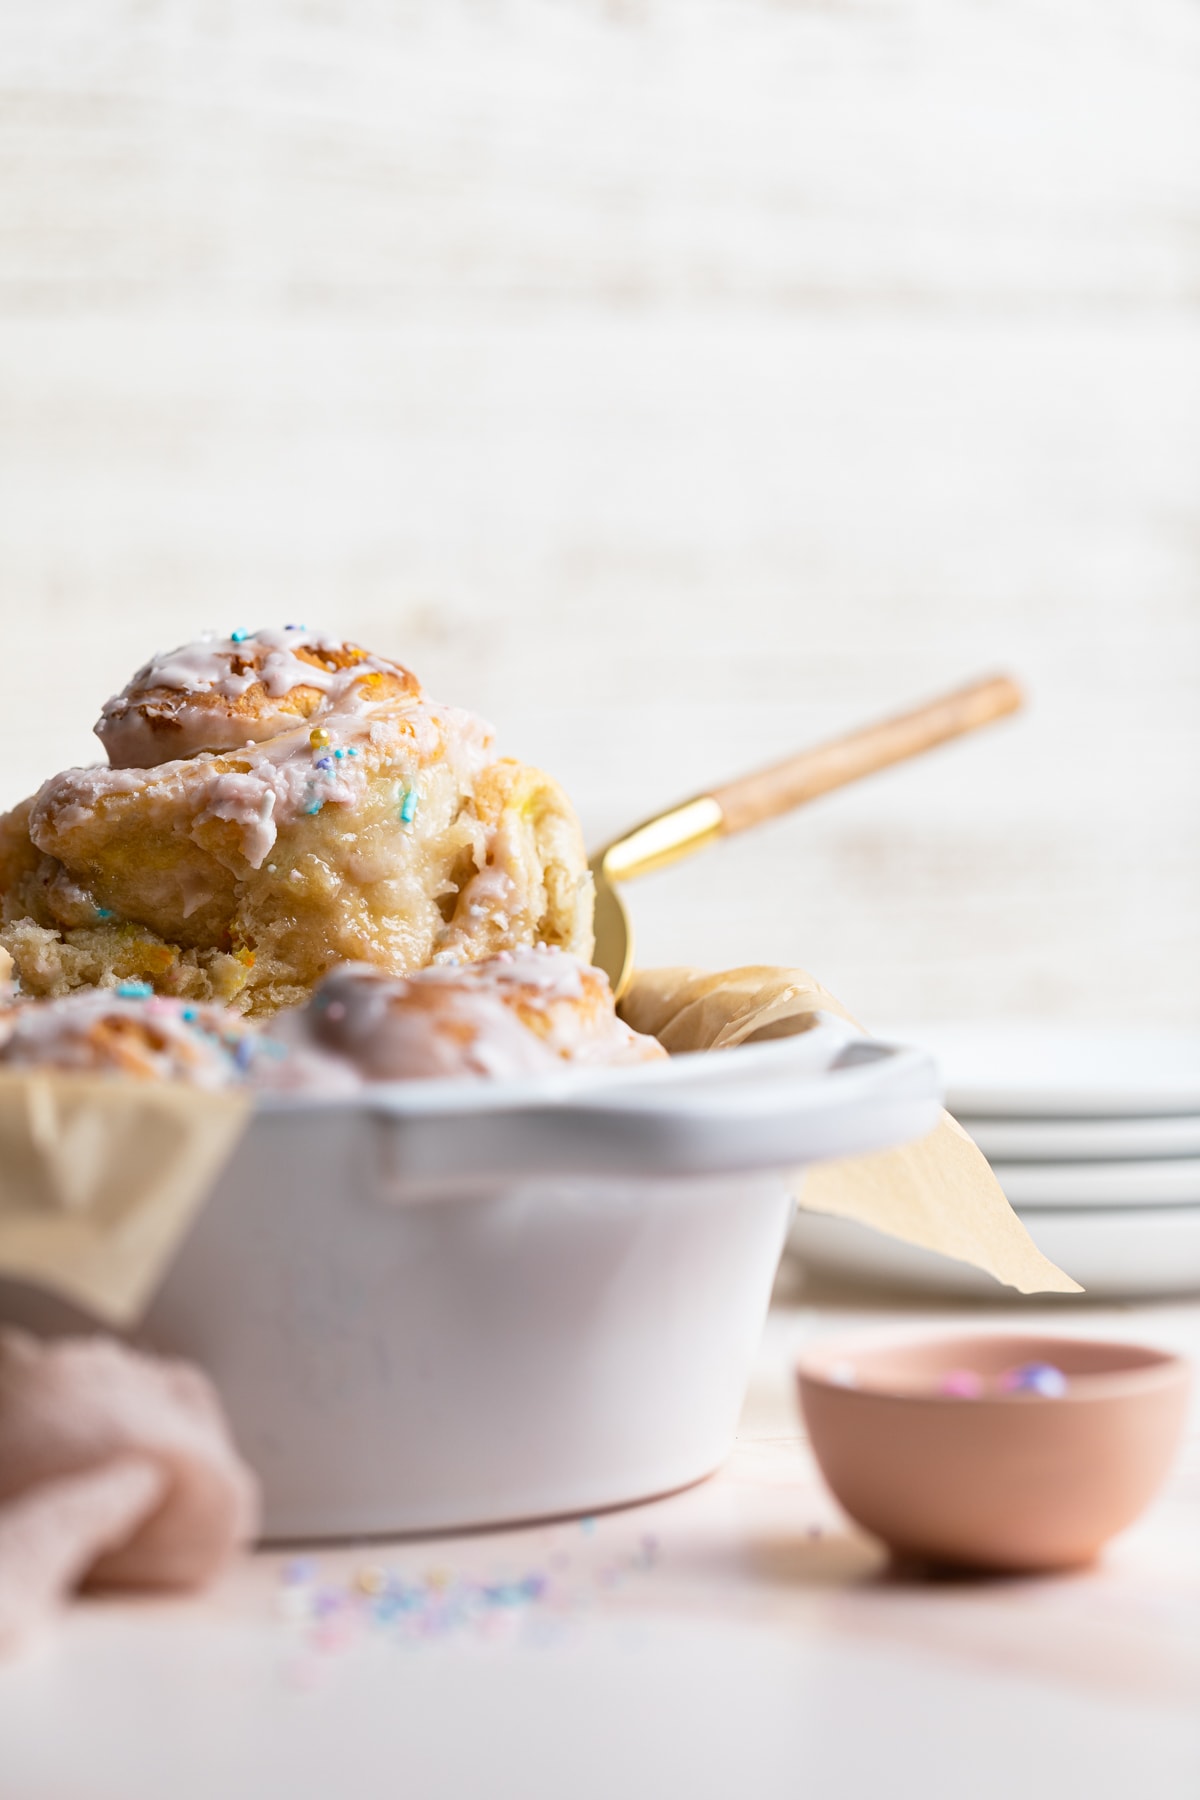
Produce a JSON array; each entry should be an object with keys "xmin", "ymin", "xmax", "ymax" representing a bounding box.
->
[
  {"xmin": 299, "ymin": 947, "xmax": 667, "ymax": 1081},
  {"xmin": 97, "ymin": 627, "xmax": 421, "ymax": 768}
]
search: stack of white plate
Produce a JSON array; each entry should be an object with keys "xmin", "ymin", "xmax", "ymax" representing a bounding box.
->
[{"xmin": 789, "ymin": 1024, "xmax": 1200, "ymax": 1300}]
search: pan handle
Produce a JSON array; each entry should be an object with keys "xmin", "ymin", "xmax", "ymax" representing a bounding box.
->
[{"xmin": 368, "ymin": 1037, "xmax": 943, "ymax": 1200}]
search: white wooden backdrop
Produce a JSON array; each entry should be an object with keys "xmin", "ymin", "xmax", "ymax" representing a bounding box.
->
[{"xmin": 2, "ymin": 0, "xmax": 1198, "ymax": 1024}]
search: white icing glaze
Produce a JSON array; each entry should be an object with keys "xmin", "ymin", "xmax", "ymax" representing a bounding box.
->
[
  {"xmin": 132, "ymin": 629, "xmax": 357, "ymax": 704},
  {"xmin": 435, "ymin": 807, "xmax": 530, "ymax": 950},
  {"xmin": 422, "ymin": 945, "xmax": 587, "ymax": 999},
  {"xmin": 447, "ymin": 862, "xmax": 519, "ymax": 932},
  {"xmin": 295, "ymin": 966, "xmax": 558, "ymax": 1080},
  {"xmin": 38, "ymin": 627, "xmax": 497, "ymax": 873}
]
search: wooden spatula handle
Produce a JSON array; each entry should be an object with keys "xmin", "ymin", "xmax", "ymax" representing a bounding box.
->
[{"xmin": 711, "ymin": 674, "xmax": 1023, "ymax": 836}]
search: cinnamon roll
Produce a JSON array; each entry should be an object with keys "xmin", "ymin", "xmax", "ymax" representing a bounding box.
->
[
  {"xmin": 298, "ymin": 947, "xmax": 667, "ymax": 1081},
  {"xmin": 0, "ymin": 629, "xmax": 593, "ymax": 1015},
  {"xmin": 0, "ymin": 984, "xmax": 283, "ymax": 1089}
]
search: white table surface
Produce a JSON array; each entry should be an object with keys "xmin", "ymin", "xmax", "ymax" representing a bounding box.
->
[{"xmin": 2, "ymin": 1284, "xmax": 1197, "ymax": 1800}]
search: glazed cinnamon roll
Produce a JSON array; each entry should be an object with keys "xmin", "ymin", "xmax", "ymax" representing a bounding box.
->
[
  {"xmin": 298, "ymin": 947, "xmax": 667, "ymax": 1080},
  {"xmin": 0, "ymin": 984, "xmax": 279, "ymax": 1088},
  {"xmin": 0, "ymin": 629, "xmax": 593, "ymax": 1015}
]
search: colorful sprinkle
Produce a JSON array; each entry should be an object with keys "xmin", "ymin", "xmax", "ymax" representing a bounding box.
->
[
  {"xmin": 314, "ymin": 756, "xmax": 333, "ymax": 771},
  {"xmin": 95, "ymin": 906, "xmax": 114, "ymax": 920},
  {"xmin": 399, "ymin": 787, "xmax": 418, "ymax": 824},
  {"xmin": 305, "ymin": 800, "xmax": 323, "ymax": 816},
  {"xmin": 939, "ymin": 1369, "xmax": 985, "ymax": 1399},
  {"xmin": 274, "ymin": 1525, "xmax": 659, "ymax": 1668},
  {"xmin": 1000, "ymin": 1361, "xmax": 1068, "ymax": 1398},
  {"xmin": 116, "ymin": 980, "xmax": 153, "ymax": 999},
  {"xmin": 309, "ymin": 727, "xmax": 331, "ymax": 750},
  {"xmin": 230, "ymin": 628, "xmax": 253, "ymax": 643}
]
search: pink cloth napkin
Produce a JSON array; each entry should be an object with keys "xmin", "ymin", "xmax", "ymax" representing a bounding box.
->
[{"xmin": 0, "ymin": 1328, "xmax": 259, "ymax": 1654}]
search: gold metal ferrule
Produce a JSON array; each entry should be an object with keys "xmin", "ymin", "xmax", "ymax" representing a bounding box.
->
[{"xmin": 595, "ymin": 795, "xmax": 725, "ymax": 884}]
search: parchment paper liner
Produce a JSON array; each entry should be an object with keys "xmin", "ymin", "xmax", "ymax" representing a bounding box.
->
[
  {"xmin": 621, "ymin": 966, "xmax": 1079, "ymax": 1297},
  {"xmin": 0, "ymin": 1076, "xmax": 249, "ymax": 1324},
  {"xmin": 0, "ymin": 964, "xmax": 1077, "ymax": 1327}
]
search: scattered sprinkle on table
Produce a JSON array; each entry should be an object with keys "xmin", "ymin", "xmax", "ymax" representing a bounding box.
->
[{"xmin": 274, "ymin": 1527, "xmax": 662, "ymax": 1679}]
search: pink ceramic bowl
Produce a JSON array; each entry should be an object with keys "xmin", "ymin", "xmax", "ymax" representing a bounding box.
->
[{"xmin": 796, "ymin": 1333, "xmax": 1191, "ymax": 1572}]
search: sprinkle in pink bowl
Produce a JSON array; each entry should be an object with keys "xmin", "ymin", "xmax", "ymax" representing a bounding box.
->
[{"xmin": 796, "ymin": 1333, "xmax": 1191, "ymax": 1573}]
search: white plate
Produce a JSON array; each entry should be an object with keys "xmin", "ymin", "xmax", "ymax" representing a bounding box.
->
[
  {"xmin": 990, "ymin": 1157, "xmax": 1200, "ymax": 1210},
  {"xmin": 875, "ymin": 1022, "xmax": 1200, "ymax": 1118},
  {"xmin": 964, "ymin": 1112, "xmax": 1200, "ymax": 1162},
  {"xmin": 788, "ymin": 1205, "xmax": 1200, "ymax": 1300}
]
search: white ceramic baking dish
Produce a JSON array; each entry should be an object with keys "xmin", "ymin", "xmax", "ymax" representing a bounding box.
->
[{"xmin": 3, "ymin": 1018, "xmax": 940, "ymax": 1538}]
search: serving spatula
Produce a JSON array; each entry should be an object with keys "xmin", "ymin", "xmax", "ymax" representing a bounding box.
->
[{"xmin": 590, "ymin": 673, "xmax": 1023, "ymax": 998}]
